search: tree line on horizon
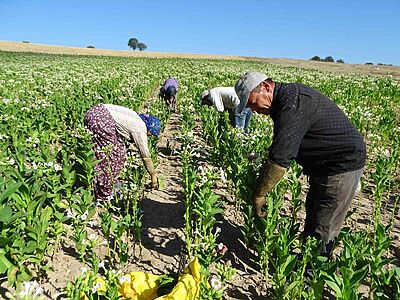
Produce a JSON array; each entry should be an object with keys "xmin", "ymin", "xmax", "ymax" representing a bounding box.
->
[
  {"xmin": 310, "ymin": 55, "xmax": 345, "ymax": 64},
  {"xmin": 309, "ymin": 56, "xmax": 395, "ymax": 66},
  {"xmin": 127, "ymin": 37, "xmax": 147, "ymax": 51}
]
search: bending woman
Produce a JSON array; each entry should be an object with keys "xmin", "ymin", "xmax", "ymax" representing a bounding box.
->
[{"xmin": 84, "ymin": 103, "xmax": 161, "ymax": 200}]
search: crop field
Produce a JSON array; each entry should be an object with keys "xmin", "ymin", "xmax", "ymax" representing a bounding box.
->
[{"xmin": 0, "ymin": 51, "xmax": 399, "ymax": 299}]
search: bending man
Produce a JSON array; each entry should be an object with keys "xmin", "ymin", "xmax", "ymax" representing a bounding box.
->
[
  {"xmin": 200, "ymin": 87, "xmax": 252, "ymax": 132},
  {"xmin": 235, "ymin": 72, "xmax": 366, "ymax": 257}
]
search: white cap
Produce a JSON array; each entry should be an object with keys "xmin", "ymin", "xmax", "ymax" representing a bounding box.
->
[
  {"xmin": 235, "ymin": 71, "xmax": 268, "ymax": 112},
  {"xmin": 200, "ymin": 90, "xmax": 210, "ymax": 101}
]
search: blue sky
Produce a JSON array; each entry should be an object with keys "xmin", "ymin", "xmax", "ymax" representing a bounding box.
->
[{"xmin": 1, "ymin": 0, "xmax": 399, "ymax": 65}]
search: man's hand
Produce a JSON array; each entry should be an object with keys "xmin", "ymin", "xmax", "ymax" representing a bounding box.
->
[
  {"xmin": 151, "ymin": 174, "xmax": 159, "ymax": 189},
  {"xmin": 252, "ymin": 160, "xmax": 286, "ymax": 217},
  {"xmin": 253, "ymin": 196, "xmax": 267, "ymax": 217}
]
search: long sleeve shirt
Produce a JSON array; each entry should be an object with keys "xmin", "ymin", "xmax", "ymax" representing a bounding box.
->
[
  {"xmin": 208, "ymin": 87, "xmax": 240, "ymax": 112},
  {"xmin": 268, "ymin": 83, "xmax": 366, "ymax": 176},
  {"xmin": 103, "ymin": 104, "xmax": 151, "ymax": 158}
]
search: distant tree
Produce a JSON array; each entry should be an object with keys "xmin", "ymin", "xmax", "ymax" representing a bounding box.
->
[
  {"xmin": 87, "ymin": 45, "xmax": 95, "ymax": 49},
  {"xmin": 128, "ymin": 38, "xmax": 139, "ymax": 50},
  {"xmin": 323, "ymin": 56, "xmax": 335, "ymax": 63},
  {"xmin": 137, "ymin": 42, "xmax": 147, "ymax": 51},
  {"xmin": 22, "ymin": 41, "xmax": 30, "ymax": 43},
  {"xmin": 310, "ymin": 56, "xmax": 321, "ymax": 61},
  {"xmin": 365, "ymin": 62, "xmax": 374, "ymax": 65},
  {"xmin": 336, "ymin": 59, "xmax": 345, "ymax": 64}
]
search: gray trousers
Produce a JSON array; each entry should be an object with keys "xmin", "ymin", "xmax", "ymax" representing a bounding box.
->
[{"xmin": 303, "ymin": 168, "xmax": 363, "ymax": 256}]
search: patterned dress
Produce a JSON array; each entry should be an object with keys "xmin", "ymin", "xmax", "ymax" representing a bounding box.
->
[{"xmin": 84, "ymin": 104, "xmax": 126, "ymax": 200}]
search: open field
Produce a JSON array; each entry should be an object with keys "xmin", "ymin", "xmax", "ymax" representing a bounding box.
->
[
  {"xmin": 1, "ymin": 40, "xmax": 400, "ymax": 78},
  {"xmin": 0, "ymin": 50, "xmax": 399, "ymax": 299}
]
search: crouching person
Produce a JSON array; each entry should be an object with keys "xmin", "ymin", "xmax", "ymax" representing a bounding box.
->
[
  {"xmin": 159, "ymin": 77, "xmax": 178, "ymax": 112},
  {"xmin": 84, "ymin": 103, "xmax": 161, "ymax": 200},
  {"xmin": 200, "ymin": 87, "xmax": 252, "ymax": 132}
]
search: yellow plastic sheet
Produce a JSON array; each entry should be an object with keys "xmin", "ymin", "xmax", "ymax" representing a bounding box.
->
[{"xmin": 118, "ymin": 257, "xmax": 201, "ymax": 300}]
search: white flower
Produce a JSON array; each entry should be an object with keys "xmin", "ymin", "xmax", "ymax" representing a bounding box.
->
[
  {"xmin": 119, "ymin": 275, "xmax": 129, "ymax": 284},
  {"xmin": 66, "ymin": 210, "xmax": 74, "ymax": 218},
  {"xmin": 21, "ymin": 281, "xmax": 34, "ymax": 296},
  {"xmin": 383, "ymin": 149, "xmax": 390, "ymax": 157},
  {"xmin": 220, "ymin": 168, "xmax": 226, "ymax": 182},
  {"xmin": 209, "ymin": 275, "xmax": 222, "ymax": 290},
  {"xmin": 54, "ymin": 163, "xmax": 63, "ymax": 171},
  {"xmin": 18, "ymin": 280, "xmax": 43, "ymax": 297},
  {"xmin": 98, "ymin": 260, "xmax": 107, "ymax": 270},
  {"xmin": 33, "ymin": 285, "xmax": 44, "ymax": 297},
  {"xmin": 92, "ymin": 282, "xmax": 102, "ymax": 293},
  {"xmin": 88, "ymin": 233, "xmax": 97, "ymax": 241},
  {"xmin": 81, "ymin": 211, "xmax": 88, "ymax": 221},
  {"xmin": 80, "ymin": 267, "xmax": 88, "ymax": 275},
  {"xmin": 215, "ymin": 227, "xmax": 221, "ymax": 235}
]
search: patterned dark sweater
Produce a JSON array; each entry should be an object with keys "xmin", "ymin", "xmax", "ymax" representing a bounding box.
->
[{"xmin": 268, "ymin": 83, "xmax": 366, "ymax": 176}]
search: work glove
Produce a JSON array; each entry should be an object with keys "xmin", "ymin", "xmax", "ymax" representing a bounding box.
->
[
  {"xmin": 253, "ymin": 160, "xmax": 286, "ymax": 217},
  {"xmin": 151, "ymin": 173, "xmax": 159, "ymax": 189},
  {"xmin": 143, "ymin": 157, "xmax": 159, "ymax": 189}
]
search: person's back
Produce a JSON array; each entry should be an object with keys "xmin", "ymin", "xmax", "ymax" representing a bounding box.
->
[
  {"xmin": 163, "ymin": 77, "xmax": 178, "ymax": 90},
  {"xmin": 209, "ymin": 87, "xmax": 240, "ymax": 112},
  {"xmin": 269, "ymin": 83, "xmax": 366, "ymax": 176},
  {"xmin": 160, "ymin": 77, "xmax": 179, "ymax": 111}
]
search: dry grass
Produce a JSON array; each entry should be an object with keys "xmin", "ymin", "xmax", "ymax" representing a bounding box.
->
[{"xmin": 1, "ymin": 40, "xmax": 400, "ymax": 78}]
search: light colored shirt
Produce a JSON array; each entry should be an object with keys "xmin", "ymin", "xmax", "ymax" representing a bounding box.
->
[
  {"xmin": 208, "ymin": 87, "xmax": 240, "ymax": 112},
  {"xmin": 103, "ymin": 104, "xmax": 150, "ymax": 158}
]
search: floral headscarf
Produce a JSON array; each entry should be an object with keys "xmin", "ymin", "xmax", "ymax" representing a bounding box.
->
[{"xmin": 139, "ymin": 114, "xmax": 161, "ymax": 137}]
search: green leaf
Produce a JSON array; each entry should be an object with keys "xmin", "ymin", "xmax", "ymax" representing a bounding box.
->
[
  {"xmin": 325, "ymin": 280, "xmax": 342, "ymax": 298},
  {"xmin": 7, "ymin": 265, "xmax": 18, "ymax": 286},
  {"xmin": 26, "ymin": 241, "xmax": 38, "ymax": 253},
  {"xmin": 283, "ymin": 255, "xmax": 297, "ymax": 276},
  {"xmin": 350, "ymin": 265, "xmax": 368, "ymax": 287},
  {"xmin": 285, "ymin": 280, "xmax": 300, "ymax": 294},
  {"xmin": 0, "ymin": 236, "xmax": 11, "ymax": 247},
  {"xmin": 0, "ymin": 206, "xmax": 13, "ymax": 223},
  {"xmin": 0, "ymin": 250, "xmax": 13, "ymax": 274},
  {"xmin": 0, "ymin": 182, "xmax": 22, "ymax": 202}
]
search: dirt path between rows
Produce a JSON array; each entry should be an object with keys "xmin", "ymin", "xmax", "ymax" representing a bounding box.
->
[
  {"xmin": 126, "ymin": 111, "xmax": 186, "ymax": 276},
  {"xmin": 127, "ymin": 114, "xmax": 267, "ymax": 299}
]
